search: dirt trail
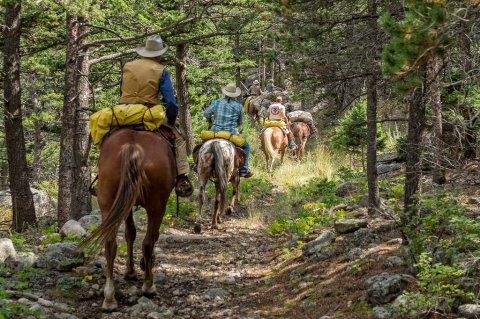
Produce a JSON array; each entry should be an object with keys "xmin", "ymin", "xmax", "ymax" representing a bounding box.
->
[{"xmin": 72, "ymin": 197, "xmax": 280, "ymax": 319}]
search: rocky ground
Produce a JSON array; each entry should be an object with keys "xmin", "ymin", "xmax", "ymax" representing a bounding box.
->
[{"xmin": 0, "ymin": 161, "xmax": 479, "ymax": 319}]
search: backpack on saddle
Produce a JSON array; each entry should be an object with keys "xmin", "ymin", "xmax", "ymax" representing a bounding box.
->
[{"xmin": 89, "ymin": 104, "xmax": 166, "ymax": 144}]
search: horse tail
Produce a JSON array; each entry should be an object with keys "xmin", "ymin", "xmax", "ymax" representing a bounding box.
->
[
  {"xmin": 79, "ymin": 144, "xmax": 147, "ymax": 253},
  {"xmin": 212, "ymin": 141, "xmax": 227, "ymax": 212},
  {"xmin": 263, "ymin": 128, "xmax": 277, "ymax": 159}
]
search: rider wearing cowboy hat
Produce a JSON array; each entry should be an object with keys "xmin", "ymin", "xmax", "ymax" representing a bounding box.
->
[
  {"xmin": 119, "ymin": 35, "xmax": 193, "ymax": 197},
  {"xmin": 203, "ymin": 83, "xmax": 253, "ymax": 178},
  {"xmin": 248, "ymin": 79, "xmax": 262, "ymax": 96},
  {"xmin": 266, "ymin": 96, "xmax": 297, "ymax": 150}
]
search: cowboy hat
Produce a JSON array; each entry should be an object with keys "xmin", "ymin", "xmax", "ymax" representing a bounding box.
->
[
  {"xmin": 135, "ymin": 35, "xmax": 168, "ymax": 58},
  {"xmin": 221, "ymin": 83, "xmax": 241, "ymax": 98},
  {"xmin": 253, "ymin": 80, "xmax": 259, "ymax": 85}
]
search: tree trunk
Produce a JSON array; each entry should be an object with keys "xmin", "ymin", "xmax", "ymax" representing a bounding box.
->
[
  {"xmin": 427, "ymin": 54, "xmax": 446, "ymax": 184},
  {"xmin": 366, "ymin": 0, "xmax": 380, "ymax": 215},
  {"xmin": 72, "ymin": 17, "xmax": 91, "ymax": 220},
  {"xmin": 30, "ymin": 75, "xmax": 43, "ymax": 182},
  {"xmin": 459, "ymin": 23, "xmax": 477, "ymax": 159},
  {"xmin": 3, "ymin": 0, "xmax": 37, "ymax": 231},
  {"xmin": 403, "ymin": 81, "xmax": 426, "ymax": 224},
  {"xmin": 58, "ymin": 14, "xmax": 79, "ymax": 226},
  {"xmin": 175, "ymin": 43, "xmax": 195, "ymax": 154}
]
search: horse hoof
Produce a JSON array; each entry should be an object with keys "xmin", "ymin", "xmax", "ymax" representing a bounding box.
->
[
  {"xmin": 124, "ymin": 272, "xmax": 137, "ymax": 280},
  {"xmin": 102, "ymin": 299, "xmax": 118, "ymax": 312},
  {"xmin": 193, "ymin": 224, "xmax": 202, "ymax": 234},
  {"xmin": 142, "ymin": 283, "xmax": 157, "ymax": 296}
]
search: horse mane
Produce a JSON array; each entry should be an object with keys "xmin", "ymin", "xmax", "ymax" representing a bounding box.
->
[{"xmin": 79, "ymin": 143, "xmax": 148, "ymax": 253}]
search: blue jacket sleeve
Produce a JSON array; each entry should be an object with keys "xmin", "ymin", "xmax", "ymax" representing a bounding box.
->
[{"xmin": 160, "ymin": 69, "xmax": 178, "ymax": 125}]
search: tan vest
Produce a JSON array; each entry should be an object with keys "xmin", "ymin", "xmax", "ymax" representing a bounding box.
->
[{"xmin": 119, "ymin": 58, "xmax": 165, "ymax": 105}]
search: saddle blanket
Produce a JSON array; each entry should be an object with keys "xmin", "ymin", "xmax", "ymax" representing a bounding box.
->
[{"xmin": 90, "ymin": 104, "xmax": 165, "ymax": 144}]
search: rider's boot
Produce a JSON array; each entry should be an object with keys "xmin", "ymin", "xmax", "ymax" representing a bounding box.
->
[{"xmin": 175, "ymin": 174, "xmax": 193, "ymax": 197}]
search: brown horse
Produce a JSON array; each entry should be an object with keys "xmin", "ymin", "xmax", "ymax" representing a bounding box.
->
[
  {"xmin": 261, "ymin": 127, "xmax": 288, "ymax": 173},
  {"xmin": 195, "ymin": 139, "xmax": 244, "ymax": 229},
  {"xmin": 243, "ymin": 95, "xmax": 261, "ymax": 124},
  {"xmin": 80, "ymin": 128, "xmax": 175, "ymax": 311},
  {"xmin": 291, "ymin": 122, "xmax": 310, "ymax": 161}
]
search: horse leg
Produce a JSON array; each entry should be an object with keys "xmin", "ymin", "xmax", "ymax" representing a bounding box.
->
[
  {"xmin": 227, "ymin": 175, "xmax": 240, "ymax": 215},
  {"xmin": 102, "ymin": 235, "xmax": 118, "ymax": 311},
  {"xmin": 212, "ymin": 187, "xmax": 221, "ymax": 229},
  {"xmin": 124, "ymin": 210, "xmax": 137, "ymax": 280},
  {"xmin": 141, "ymin": 204, "xmax": 164, "ymax": 295}
]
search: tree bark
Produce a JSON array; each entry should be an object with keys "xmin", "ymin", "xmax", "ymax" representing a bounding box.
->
[
  {"xmin": 29, "ymin": 74, "xmax": 43, "ymax": 182},
  {"xmin": 3, "ymin": 0, "xmax": 37, "ymax": 231},
  {"xmin": 58, "ymin": 14, "xmax": 79, "ymax": 226},
  {"xmin": 72, "ymin": 17, "xmax": 92, "ymax": 220},
  {"xmin": 175, "ymin": 43, "xmax": 195, "ymax": 154},
  {"xmin": 234, "ymin": 33, "xmax": 241, "ymax": 88},
  {"xmin": 459, "ymin": 23, "xmax": 477, "ymax": 160},
  {"xmin": 403, "ymin": 81, "xmax": 426, "ymax": 224},
  {"xmin": 366, "ymin": 0, "xmax": 380, "ymax": 215},
  {"xmin": 427, "ymin": 54, "xmax": 446, "ymax": 184}
]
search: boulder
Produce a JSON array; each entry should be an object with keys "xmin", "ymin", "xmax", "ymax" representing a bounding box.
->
[
  {"xmin": 0, "ymin": 238, "xmax": 16, "ymax": 264},
  {"xmin": 335, "ymin": 182, "xmax": 357, "ymax": 197},
  {"xmin": 203, "ymin": 287, "xmax": 230, "ymax": 300},
  {"xmin": 377, "ymin": 153, "xmax": 400, "ymax": 163},
  {"xmin": 334, "ymin": 218, "xmax": 368, "ymax": 234},
  {"xmin": 302, "ymin": 231, "xmax": 336, "ymax": 257},
  {"xmin": 77, "ymin": 215, "xmax": 100, "ymax": 232},
  {"xmin": 458, "ymin": 304, "xmax": 480, "ymax": 318},
  {"xmin": 0, "ymin": 188, "xmax": 55, "ymax": 218},
  {"xmin": 343, "ymin": 228, "xmax": 377, "ymax": 251},
  {"xmin": 372, "ymin": 306, "xmax": 392, "ymax": 319},
  {"xmin": 4, "ymin": 252, "xmax": 36, "ymax": 269},
  {"xmin": 384, "ymin": 256, "xmax": 406, "ymax": 268},
  {"xmin": 36, "ymin": 243, "xmax": 84, "ymax": 271},
  {"xmin": 366, "ymin": 273, "xmax": 414, "ymax": 305},
  {"xmin": 60, "ymin": 220, "xmax": 86, "ymax": 237},
  {"xmin": 377, "ymin": 163, "xmax": 402, "ymax": 175}
]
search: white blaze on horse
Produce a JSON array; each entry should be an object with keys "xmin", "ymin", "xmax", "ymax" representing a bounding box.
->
[
  {"xmin": 261, "ymin": 126, "xmax": 288, "ymax": 173},
  {"xmin": 194, "ymin": 139, "xmax": 245, "ymax": 229}
]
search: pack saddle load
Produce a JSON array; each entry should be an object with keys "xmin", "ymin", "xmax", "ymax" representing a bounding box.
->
[
  {"xmin": 287, "ymin": 110, "xmax": 314, "ymax": 125},
  {"xmin": 89, "ymin": 104, "xmax": 166, "ymax": 144},
  {"xmin": 200, "ymin": 130, "xmax": 245, "ymax": 147}
]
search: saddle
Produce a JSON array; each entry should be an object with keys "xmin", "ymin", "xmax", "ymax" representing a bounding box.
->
[{"xmin": 192, "ymin": 141, "xmax": 246, "ymax": 169}]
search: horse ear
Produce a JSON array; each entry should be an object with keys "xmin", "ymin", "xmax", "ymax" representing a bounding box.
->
[{"xmin": 235, "ymin": 148, "xmax": 246, "ymax": 168}]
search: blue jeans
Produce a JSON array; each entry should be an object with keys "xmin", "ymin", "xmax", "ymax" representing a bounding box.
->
[{"xmin": 240, "ymin": 142, "xmax": 250, "ymax": 172}]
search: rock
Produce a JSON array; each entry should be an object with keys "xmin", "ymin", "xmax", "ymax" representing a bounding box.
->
[
  {"xmin": 53, "ymin": 314, "xmax": 78, "ymax": 319},
  {"xmin": 203, "ymin": 287, "xmax": 229, "ymax": 300},
  {"xmin": 313, "ymin": 246, "xmax": 335, "ymax": 261},
  {"xmin": 372, "ymin": 306, "xmax": 391, "ymax": 319},
  {"xmin": 343, "ymin": 228, "xmax": 377, "ymax": 251},
  {"xmin": 384, "ymin": 256, "xmax": 406, "ymax": 268},
  {"xmin": 127, "ymin": 286, "xmax": 141, "ymax": 296},
  {"xmin": 154, "ymin": 272, "xmax": 167, "ymax": 285},
  {"xmin": 0, "ymin": 238, "xmax": 17, "ymax": 264},
  {"xmin": 37, "ymin": 298, "xmax": 53, "ymax": 307},
  {"xmin": 377, "ymin": 153, "xmax": 400, "ymax": 163},
  {"xmin": 147, "ymin": 312, "xmax": 165, "ymax": 319},
  {"xmin": 130, "ymin": 296, "xmax": 162, "ymax": 315},
  {"xmin": 365, "ymin": 273, "xmax": 414, "ymax": 305},
  {"xmin": 334, "ymin": 218, "xmax": 368, "ymax": 234},
  {"xmin": 288, "ymin": 234, "xmax": 299, "ymax": 249},
  {"xmin": 345, "ymin": 248, "xmax": 363, "ymax": 261},
  {"xmin": 335, "ymin": 182, "xmax": 357, "ymax": 197},
  {"xmin": 377, "ymin": 163, "xmax": 402, "ymax": 175},
  {"xmin": 36, "ymin": 243, "xmax": 84, "ymax": 271},
  {"xmin": 457, "ymin": 277, "xmax": 480, "ymax": 294},
  {"xmin": 4, "ymin": 252, "xmax": 36, "ymax": 269},
  {"xmin": 0, "ymin": 188, "xmax": 55, "ymax": 219},
  {"xmin": 77, "ymin": 215, "xmax": 100, "ymax": 232},
  {"xmin": 467, "ymin": 197, "xmax": 480, "ymax": 205},
  {"xmin": 60, "ymin": 220, "xmax": 86, "ymax": 237},
  {"xmin": 458, "ymin": 304, "xmax": 480, "ymax": 318},
  {"xmin": 459, "ymin": 257, "xmax": 480, "ymax": 274},
  {"xmin": 387, "ymin": 238, "xmax": 403, "ymax": 245},
  {"xmin": 319, "ymin": 316, "xmax": 331, "ymax": 319},
  {"xmin": 302, "ymin": 231, "xmax": 336, "ymax": 257}
]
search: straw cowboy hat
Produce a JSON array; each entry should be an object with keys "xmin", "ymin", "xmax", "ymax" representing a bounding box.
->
[
  {"xmin": 253, "ymin": 80, "xmax": 259, "ymax": 85},
  {"xmin": 135, "ymin": 35, "xmax": 168, "ymax": 57},
  {"xmin": 221, "ymin": 83, "xmax": 241, "ymax": 98}
]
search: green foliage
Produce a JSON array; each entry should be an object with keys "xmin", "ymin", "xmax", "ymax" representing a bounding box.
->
[
  {"xmin": 380, "ymin": 1, "xmax": 450, "ymax": 90},
  {"xmin": 0, "ymin": 298, "xmax": 42, "ymax": 319},
  {"xmin": 332, "ymin": 99, "xmax": 387, "ymax": 159}
]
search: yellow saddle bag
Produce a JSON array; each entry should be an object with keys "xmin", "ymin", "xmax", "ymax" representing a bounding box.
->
[
  {"xmin": 89, "ymin": 104, "xmax": 165, "ymax": 144},
  {"xmin": 200, "ymin": 130, "xmax": 245, "ymax": 147},
  {"xmin": 264, "ymin": 119, "xmax": 286, "ymax": 127}
]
